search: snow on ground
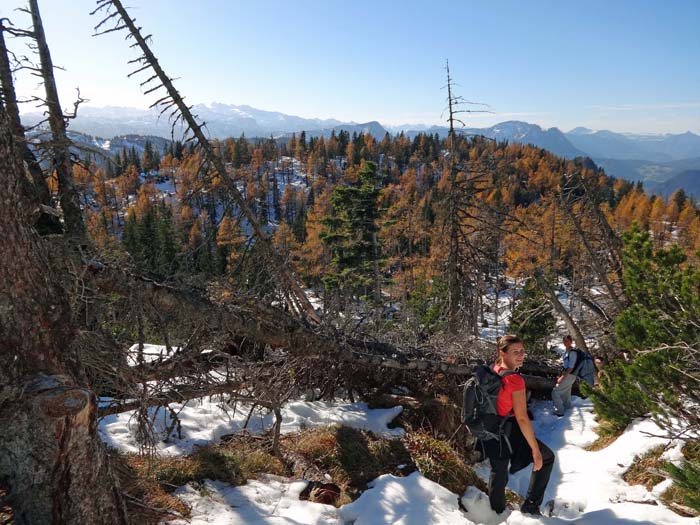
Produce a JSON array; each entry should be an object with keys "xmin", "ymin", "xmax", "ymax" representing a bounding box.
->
[
  {"xmin": 479, "ymin": 286, "xmax": 518, "ymax": 341},
  {"xmin": 125, "ymin": 343, "xmax": 179, "ymax": 366},
  {"xmin": 470, "ymin": 397, "xmax": 694, "ymax": 524},
  {"xmin": 339, "ymin": 472, "xmax": 472, "ymax": 525},
  {"xmin": 168, "ymin": 476, "xmax": 342, "ymax": 525},
  {"xmin": 166, "ymin": 471, "xmax": 475, "ymax": 525},
  {"xmin": 99, "ymin": 398, "xmax": 403, "ymax": 455},
  {"xmin": 144, "ymin": 396, "xmax": 695, "ymax": 525}
]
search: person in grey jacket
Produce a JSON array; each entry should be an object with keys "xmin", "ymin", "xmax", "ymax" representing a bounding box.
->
[{"xmin": 551, "ymin": 335, "xmax": 578, "ymax": 416}]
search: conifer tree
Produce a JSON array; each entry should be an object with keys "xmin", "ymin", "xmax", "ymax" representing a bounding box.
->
[
  {"xmin": 591, "ymin": 224, "xmax": 700, "ymax": 437},
  {"xmin": 292, "ymin": 204, "xmax": 307, "ymax": 243},
  {"xmin": 320, "ymin": 160, "xmax": 382, "ymax": 304},
  {"xmin": 216, "ymin": 214, "xmax": 246, "ymax": 273},
  {"xmin": 508, "ymin": 278, "xmax": 555, "ymax": 354}
]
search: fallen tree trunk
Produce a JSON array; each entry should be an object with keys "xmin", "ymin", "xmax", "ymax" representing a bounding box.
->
[{"xmin": 100, "ymin": 350, "xmax": 558, "ymax": 419}]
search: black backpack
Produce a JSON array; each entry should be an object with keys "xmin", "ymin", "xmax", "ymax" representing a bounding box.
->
[{"xmin": 462, "ymin": 365, "xmax": 516, "ymax": 443}]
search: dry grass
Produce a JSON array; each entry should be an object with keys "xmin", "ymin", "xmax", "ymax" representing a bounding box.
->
[
  {"xmin": 114, "ymin": 454, "xmax": 191, "ymax": 524},
  {"xmin": 113, "ymin": 435, "xmax": 284, "ymax": 523},
  {"xmin": 622, "ymin": 444, "xmax": 668, "ymax": 490},
  {"xmin": 584, "ymin": 419, "xmax": 625, "ymax": 451},
  {"xmin": 373, "ymin": 393, "xmax": 477, "ymax": 460},
  {"xmin": 404, "ymin": 430, "xmax": 486, "ymax": 495},
  {"xmin": 505, "ymin": 488, "xmax": 524, "ymax": 507},
  {"xmin": 127, "ymin": 436, "xmax": 284, "ymax": 487},
  {"xmin": 285, "ymin": 425, "xmax": 412, "ymax": 503}
]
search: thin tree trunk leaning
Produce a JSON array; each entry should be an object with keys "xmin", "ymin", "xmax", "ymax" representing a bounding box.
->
[
  {"xmin": 577, "ymin": 173, "xmax": 625, "ymax": 286},
  {"xmin": 578, "ymin": 295, "xmax": 614, "ymax": 325},
  {"xmin": 558, "ymin": 193, "xmax": 624, "ymax": 315},
  {"xmin": 535, "ymin": 269, "xmax": 588, "ymax": 352},
  {"xmin": 29, "ymin": 0, "xmax": 87, "ymax": 242},
  {"xmin": 93, "ymin": 0, "xmax": 320, "ymax": 324},
  {"xmin": 0, "ymin": 107, "xmax": 126, "ymax": 523}
]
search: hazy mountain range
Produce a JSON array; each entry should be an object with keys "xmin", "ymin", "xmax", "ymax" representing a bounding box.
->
[{"xmin": 22, "ymin": 103, "xmax": 700, "ymax": 196}]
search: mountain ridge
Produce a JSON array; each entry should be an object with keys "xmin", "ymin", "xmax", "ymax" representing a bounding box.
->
[{"xmin": 21, "ymin": 102, "xmax": 700, "ymax": 193}]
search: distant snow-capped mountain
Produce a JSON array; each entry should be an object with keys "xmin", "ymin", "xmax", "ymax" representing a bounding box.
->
[
  {"xmin": 22, "ymin": 103, "xmax": 346, "ymax": 141},
  {"xmin": 20, "ymin": 102, "xmax": 700, "ymax": 193}
]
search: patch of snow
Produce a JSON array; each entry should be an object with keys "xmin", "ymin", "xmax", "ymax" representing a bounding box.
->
[
  {"xmin": 139, "ymin": 391, "xmax": 697, "ymax": 524},
  {"xmin": 99, "ymin": 398, "xmax": 402, "ymax": 455},
  {"xmin": 340, "ymin": 471, "xmax": 474, "ymax": 525},
  {"xmin": 168, "ymin": 477, "xmax": 342, "ymax": 525},
  {"xmin": 126, "ymin": 343, "xmax": 179, "ymax": 366}
]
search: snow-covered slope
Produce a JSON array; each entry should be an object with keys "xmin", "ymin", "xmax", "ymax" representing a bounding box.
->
[{"xmin": 98, "ymin": 390, "xmax": 694, "ymax": 524}]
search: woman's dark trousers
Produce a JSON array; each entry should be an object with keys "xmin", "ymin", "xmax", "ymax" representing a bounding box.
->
[{"xmin": 481, "ymin": 424, "xmax": 555, "ymax": 513}]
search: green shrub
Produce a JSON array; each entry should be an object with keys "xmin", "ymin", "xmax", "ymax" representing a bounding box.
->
[{"xmin": 664, "ymin": 441, "xmax": 700, "ymax": 514}]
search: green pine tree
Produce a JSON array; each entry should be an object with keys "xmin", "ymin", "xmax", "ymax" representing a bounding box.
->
[
  {"xmin": 154, "ymin": 204, "xmax": 178, "ymax": 278},
  {"xmin": 590, "ymin": 224, "xmax": 700, "ymax": 436},
  {"xmin": 508, "ymin": 278, "xmax": 556, "ymax": 355},
  {"xmin": 320, "ymin": 160, "xmax": 382, "ymax": 303}
]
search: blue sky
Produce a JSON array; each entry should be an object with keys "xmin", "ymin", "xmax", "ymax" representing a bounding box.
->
[{"xmin": 3, "ymin": 0, "xmax": 700, "ymax": 133}]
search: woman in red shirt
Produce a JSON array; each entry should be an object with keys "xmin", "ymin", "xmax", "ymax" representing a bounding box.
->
[{"xmin": 483, "ymin": 334, "xmax": 555, "ymax": 516}]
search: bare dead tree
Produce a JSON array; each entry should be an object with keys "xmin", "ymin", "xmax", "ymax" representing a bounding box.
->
[
  {"xmin": 443, "ymin": 60, "xmax": 492, "ymax": 334},
  {"xmin": 26, "ymin": 0, "xmax": 87, "ymax": 242},
  {"xmin": 0, "ymin": 18, "xmax": 62, "ymax": 234},
  {"xmin": 91, "ymin": 0, "xmax": 320, "ymax": 324}
]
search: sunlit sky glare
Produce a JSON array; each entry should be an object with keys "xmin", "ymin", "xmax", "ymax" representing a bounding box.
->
[{"xmin": 2, "ymin": 0, "xmax": 700, "ymax": 134}]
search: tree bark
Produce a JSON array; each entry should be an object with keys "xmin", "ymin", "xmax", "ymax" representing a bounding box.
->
[
  {"xmin": 0, "ymin": 103, "xmax": 126, "ymax": 523},
  {"xmin": 0, "ymin": 376, "xmax": 128, "ymax": 524},
  {"xmin": 0, "ymin": 22, "xmax": 61, "ymax": 234}
]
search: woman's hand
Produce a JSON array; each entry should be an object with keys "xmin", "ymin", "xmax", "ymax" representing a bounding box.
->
[{"xmin": 532, "ymin": 448, "xmax": 543, "ymax": 471}]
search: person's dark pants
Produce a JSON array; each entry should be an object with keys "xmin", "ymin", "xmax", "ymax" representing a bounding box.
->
[{"xmin": 480, "ymin": 422, "xmax": 555, "ymax": 513}]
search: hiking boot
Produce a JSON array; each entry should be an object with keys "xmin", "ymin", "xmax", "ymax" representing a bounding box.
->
[{"xmin": 520, "ymin": 500, "xmax": 542, "ymax": 516}]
